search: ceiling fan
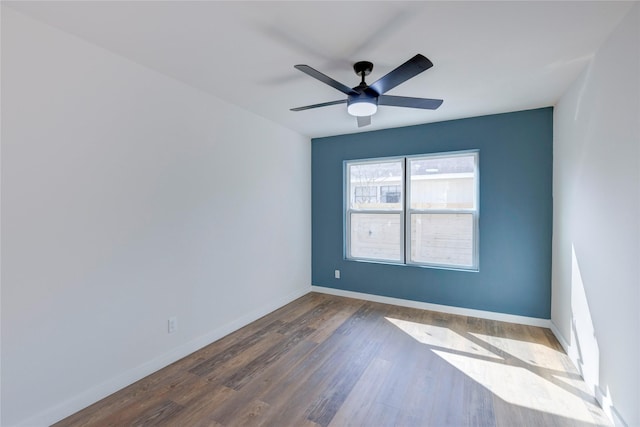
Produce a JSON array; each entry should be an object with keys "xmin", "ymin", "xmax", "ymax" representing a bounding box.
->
[{"xmin": 290, "ymin": 54, "xmax": 443, "ymax": 127}]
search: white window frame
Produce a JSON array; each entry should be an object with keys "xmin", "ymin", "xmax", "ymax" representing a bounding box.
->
[{"xmin": 345, "ymin": 150, "xmax": 479, "ymax": 271}]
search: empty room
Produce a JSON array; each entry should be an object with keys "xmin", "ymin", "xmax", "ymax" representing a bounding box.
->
[{"xmin": 1, "ymin": 1, "xmax": 638, "ymax": 426}]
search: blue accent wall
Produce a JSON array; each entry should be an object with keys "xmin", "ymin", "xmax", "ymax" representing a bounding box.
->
[{"xmin": 312, "ymin": 108, "xmax": 553, "ymax": 318}]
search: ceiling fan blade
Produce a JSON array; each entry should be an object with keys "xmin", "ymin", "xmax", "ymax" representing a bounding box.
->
[
  {"xmin": 378, "ymin": 95, "xmax": 443, "ymax": 110},
  {"xmin": 290, "ymin": 99, "xmax": 347, "ymax": 112},
  {"xmin": 357, "ymin": 115, "xmax": 371, "ymax": 127},
  {"xmin": 368, "ymin": 54, "xmax": 434, "ymax": 96},
  {"xmin": 294, "ymin": 65, "xmax": 356, "ymax": 95}
]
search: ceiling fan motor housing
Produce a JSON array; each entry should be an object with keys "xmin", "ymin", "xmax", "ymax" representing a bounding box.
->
[{"xmin": 353, "ymin": 61, "xmax": 373, "ymax": 77}]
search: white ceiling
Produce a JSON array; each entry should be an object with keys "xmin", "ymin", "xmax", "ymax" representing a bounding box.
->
[{"xmin": 5, "ymin": 1, "xmax": 635, "ymax": 138}]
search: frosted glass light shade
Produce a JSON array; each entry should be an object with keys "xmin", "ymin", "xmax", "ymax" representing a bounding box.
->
[{"xmin": 347, "ymin": 100, "xmax": 377, "ymax": 117}]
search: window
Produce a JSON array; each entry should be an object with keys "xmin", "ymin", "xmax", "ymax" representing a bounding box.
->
[{"xmin": 345, "ymin": 151, "xmax": 479, "ymax": 270}]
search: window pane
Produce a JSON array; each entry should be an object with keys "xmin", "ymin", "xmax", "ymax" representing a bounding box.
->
[
  {"xmin": 354, "ymin": 185, "xmax": 377, "ymax": 203},
  {"xmin": 410, "ymin": 213, "xmax": 474, "ymax": 267},
  {"xmin": 409, "ymin": 155, "xmax": 476, "ymax": 210},
  {"xmin": 349, "ymin": 161, "xmax": 403, "ymax": 210},
  {"xmin": 380, "ymin": 185, "xmax": 402, "ymax": 203},
  {"xmin": 350, "ymin": 213, "xmax": 402, "ymax": 261}
]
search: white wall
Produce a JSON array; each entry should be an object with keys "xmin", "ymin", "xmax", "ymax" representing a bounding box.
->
[
  {"xmin": 0, "ymin": 7, "xmax": 310, "ymax": 426},
  {"xmin": 552, "ymin": 4, "xmax": 639, "ymax": 427}
]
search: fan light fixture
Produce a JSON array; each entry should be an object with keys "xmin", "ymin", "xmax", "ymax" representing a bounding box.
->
[
  {"xmin": 290, "ymin": 55, "xmax": 443, "ymax": 128},
  {"xmin": 347, "ymin": 98, "xmax": 377, "ymax": 117}
]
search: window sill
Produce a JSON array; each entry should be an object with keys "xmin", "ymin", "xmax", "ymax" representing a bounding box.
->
[{"xmin": 345, "ymin": 257, "xmax": 479, "ymax": 273}]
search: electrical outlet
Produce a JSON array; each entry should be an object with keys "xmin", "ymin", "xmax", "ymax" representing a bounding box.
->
[
  {"xmin": 168, "ymin": 316, "xmax": 178, "ymax": 334},
  {"xmin": 335, "ymin": 269, "xmax": 340, "ymax": 279}
]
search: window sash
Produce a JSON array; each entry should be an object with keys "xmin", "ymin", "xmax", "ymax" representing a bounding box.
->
[
  {"xmin": 346, "ymin": 158, "xmax": 405, "ymax": 263},
  {"xmin": 405, "ymin": 152, "xmax": 478, "ymax": 270}
]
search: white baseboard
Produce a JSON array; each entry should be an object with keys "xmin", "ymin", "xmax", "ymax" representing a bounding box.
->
[
  {"xmin": 548, "ymin": 321, "xmax": 571, "ymax": 353},
  {"xmin": 609, "ymin": 406, "xmax": 629, "ymax": 427},
  {"xmin": 311, "ymin": 286, "xmax": 552, "ymax": 328},
  {"xmin": 17, "ymin": 286, "xmax": 310, "ymax": 427}
]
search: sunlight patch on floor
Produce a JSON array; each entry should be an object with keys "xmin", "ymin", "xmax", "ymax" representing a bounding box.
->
[
  {"xmin": 385, "ymin": 317, "xmax": 502, "ymax": 360},
  {"xmin": 553, "ymin": 373, "xmax": 590, "ymax": 390},
  {"xmin": 385, "ymin": 316, "xmax": 606, "ymax": 425},
  {"xmin": 432, "ymin": 350, "xmax": 600, "ymax": 424},
  {"xmin": 469, "ymin": 332, "xmax": 568, "ymax": 372}
]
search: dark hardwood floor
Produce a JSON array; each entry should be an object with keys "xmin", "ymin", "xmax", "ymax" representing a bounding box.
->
[{"xmin": 54, "ymin": 292, "xmax": 610, "ymax": 426}]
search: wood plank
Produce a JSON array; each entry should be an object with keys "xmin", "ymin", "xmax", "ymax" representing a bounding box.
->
[
  {"xmin": 257, "ymin": 303, "xmax": 387, "ymax": 425},
  {"xmin": 188, "ymin": 320, "xmax": 285, "ymax": 377},
  {"xmin": 202, "ymin": 339, "xmax": 319, "ymax": 426},
  {"xmin": 328, "ymin": 357, "xmax": 397, "ymax": 426},
  {"xmin": 276, "ymin": 298, "xmax": 335, "ymax": 333},
  {"xmin": 464, "ymin": 373, "xmax": 497, "ymax": 426},
  {"xmin": 305, "ymin": 337, "xmax": 381, "ymax": 426},
  {"xmin": 129, "ymin": 400, "xmax": 184, "ymax": 427},
  {"xmin": 224, "ymin": 399, "xmax": 272, "ymax": 427},
  {"xmin": 167, "ymin": 385, "xmax": 237, "ymax": 426},
  {"xmin": 223, "ymin": 325, "xmax": 316, "ymax": 390},
  {"xmin": 305, "ymin": 297, "xmax": 365, "ymax": 343}
]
